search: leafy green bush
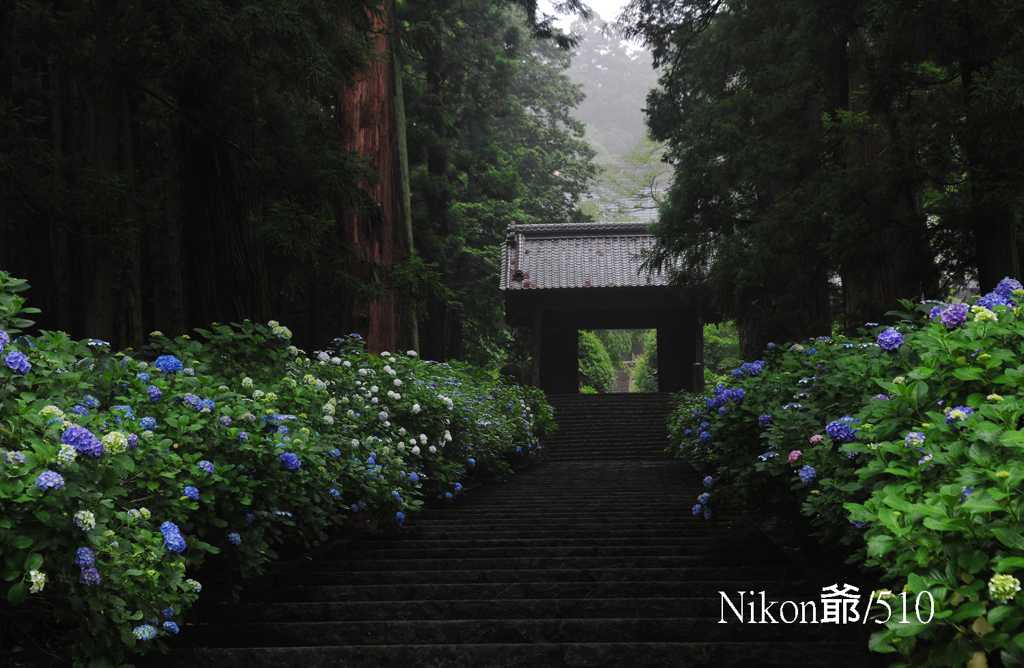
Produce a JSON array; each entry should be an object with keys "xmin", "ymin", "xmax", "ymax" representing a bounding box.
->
[
  {"xmin": 578, "ymin": 330, "xmax": 614, "ymax": 393},
  {"xmin": 0, "ymin": 272, "xmax": 555, "ymax": 667},
  {"xmin": 669, "ymin": 278, "xmax": 1024, "ymax": 667}
]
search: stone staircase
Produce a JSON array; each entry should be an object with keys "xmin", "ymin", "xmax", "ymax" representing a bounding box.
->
[{"xmin": 147, "ymin": 393, "xmax": 887, "ymax": 668}]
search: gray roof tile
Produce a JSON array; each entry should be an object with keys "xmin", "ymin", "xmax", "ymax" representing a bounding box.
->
[{"xmin": 500, "ymin": 222, "xmax": 673, "ymax": 291}]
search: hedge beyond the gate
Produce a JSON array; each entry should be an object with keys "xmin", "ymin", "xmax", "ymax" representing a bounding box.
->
[{"xmin": 0, "ymin": 272, "xmax": 555, "ymax": 667}]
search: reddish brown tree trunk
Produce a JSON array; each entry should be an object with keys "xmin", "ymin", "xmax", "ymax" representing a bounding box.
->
[{"xmin": 338, "ymin": 1, "xmax": 403, "ymax": 355}]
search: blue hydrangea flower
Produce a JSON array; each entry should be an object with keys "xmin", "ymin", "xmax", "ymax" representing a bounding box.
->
[
  {"xmin": 279, "ymin": 452, "xmax": 301, "ymax": 470},
  {"xmin": 62, "ymin": 425, "xmax": 103, "ymax": 458},
  {"xmin": 849, "ymin": 521, "xmax": 869, "ymax": 529},
  {"xmin": 758, "ymin": 415, "xmax": 772, "ymax": 428},
  {"xmin": 154, "ymin": 355, "xmax": 183, "ymax": 374},
  {"xmin": 160, "ymin": 521, "xmax": 186, "ymax": 553},
  {"xmin": 698, "ymin": 492, "xmax": 710, "ymax": 504},
  {"xmin": 467, "ymin": 458, "xmax": 475, "ymax": 468},
  {"xmin": 238, "ymin": 431, "xmax": 249, "ymax": 441},
  {"xmin": 133, "ymin": 624, "xmax": 157, "ymax": 640},
  {"xmin": 703, "ymin": 506, "xmax": 712, "ymax": 519},
  {"xmin": 71, "ymin": 405, "xmax": 89, "ymax": 416},
  {"xmin": 698, "ymin": 431, "xmax": 713, "ymax": 445},
  {"xmin": 798, "ymin": 465, "xmax": 816, "ymax": 484},
  {"xmin": 183, "ymin": 486, "xmax": 199, "ymax": 501},
  {"xmin": 351, "ymin": 504, "xmax": 359, "ymax": 513},
  {"xmin": 140, "ymin": 416, "xmax": 157, "ymax": 430},
  {"xmin": 228, "ymin": 533, "xmax": 241, "ymax": 545},
  {"xmin": 246, "ymin": 513, "xmax": 255, "ymax": 523},
  {"xmin": 995, "ymin": 277, "xmax": 1023, "ymax": 303},
  {"xmin": 126, "ymin": 433, "xmax": 139, "ymax": 450},
  {"xmin": 717, "ymin": 406, "xmax": 728, "ymax": 416},
  {"xmin": 329, "ymin": 489, "xmax": 340, "ymax": 499},
  {"xmin": 136, "ymin": 372, "xmax": 150, "ymax": 382},
  {"xmin": 825, "ymin": 417, "xmax": 859, "ymax": 444},
  {"xmin": 904, "ymin": 431, "xmax": 925, "ymax": 447},
  {"xmin": 928, "ymin": 304, "xmax": 949, "ymax": 320},
  {"xmin": 5, "ymin": 351, "xmax": 31, "ymax": 374},
  {"xmin": 0, "ymin": 329, "xmax": 8, "ymax": 353},
  {"xmin": 692, "ymin": 503, "xmax": 702, "ymax": 516},
  {"xmin": 79, "ymin": 567, "xmax": 101, "ymax": 586},
  {"xmin": 396, "ymin": 511, "xmax": 405, "ymax": 526},
  {"xmin": 163, "ymin": 621, "xmax": 179, "ymax": 634},
  {"xmin": 732, "ymin": 388, "xmax": 745, "ymax": 403},
  {"xmin": 454, "ymin": 483, "xmax": 462, "ymax": 492},
  {"xmin": 147, "ymin": 385, "xmax": 162, "ymax": 402},
  {"xmin": 703, "ymin": 476, "xmax": 713, "ymax": 488},
  {"xmin": 220, "ymin": 415, "xmax": 231, "ymax": 426},
  {"xmin": 197, "ymin": 460, "xmax": 215, "ymax": 474},
  {"xmin": 877, "ymin": 329, "xmax": 904, "ymax": 351},
  {"xmin": 5, "ymin": 451, "xmax": 26, "ymax": 465},
  {"xmin": 162, "ymin": 607, "xmax": 175, "ymax": 619},
  {"xmin": 960, "ymin": 486, "xmax": 975, "ymax": 503},
  {"xmin": 945, "ymin": 405, "xmax": 974, "ymax": 425},
  {"xmin": 74, "ymin": 547, "xmax": 95, "ymax": 567},
  {"xmin": 445, "ymin": 492, "xmax": 453, "ymax": 499},
  {"xmin": 409, "ymin": 472, "xmax": 420, "ymax": 483},
  {"xmin": 81, "ymin": 395, "xmax": 100, "ymax": 409}
]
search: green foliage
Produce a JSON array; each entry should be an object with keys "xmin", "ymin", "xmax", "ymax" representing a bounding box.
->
[
  {"xmin": 632, "ymin": 330, "xmax": 659, "ymax": 393},
  {"xmin": 592, "ymin": 329, "xmax": 646, "ymax": 367},
  {"xmin": 668, "ymin": 279, "xmax": 1024, "ymax": 665},
  {"xmin": 0, "ymin": 273, "xmax": 555, "ymax": 666},
  {"xmin": 578, "ymin": 331, "xmax": 615, "ymax": 393},
  {"xmin": 703, "ymin": 321, "xmax": 741, "ymax": 377},
  {"xmin": 583, "ymin": 136, "xmax": 670, "ymax": 222}
]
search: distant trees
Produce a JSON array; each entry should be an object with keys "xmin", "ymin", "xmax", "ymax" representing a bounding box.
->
[
  {"xmin": 623, "ymin": 0, "xmax": 1024, "ymax": 356},
  {"xmin": 578, "ymin": 330, "xmax": 615, "ymax": 393}
]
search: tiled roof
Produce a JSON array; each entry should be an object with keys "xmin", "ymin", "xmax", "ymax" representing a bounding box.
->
[{"xmin": 499, "ymin": 222, "xmax": 673, "ymax": 291}]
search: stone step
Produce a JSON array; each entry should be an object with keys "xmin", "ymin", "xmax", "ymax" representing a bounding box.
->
[{"xmin": 146, "ymin": 641, "xmax": 885, "ymax": 668}]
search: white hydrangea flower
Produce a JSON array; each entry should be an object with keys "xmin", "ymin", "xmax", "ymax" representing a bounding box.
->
[
  {"xmin": 419, "ymin": 434, "xmax": 428, "ymax": 444},
  {"xmin": 57, "ymin": 444, "xmax": 77, "ymax": 468},
  {"xmin": 252, "ymin": 390, "xmax": 265, "ymax": 400},
  {"xmin": 399, "ymin": 428, "xmax": 407, "ymax": 436},
  {"xmin": 371, "ymin": 397, "xmax": 378, "ymax": 404},
  {"xmin": 343, "ymin": 360, "xmax": 352, "ymax": 367},
  {"xmin": 383, "ymin": 365, "xmax": 392, "ymax": 373},
  {"xmin": 40, "ymin": 405, "xmax": 65, "ymax": 420},
  {"xmin": 407, "ymin": 350, "xmax": 418, "ymax": 357},
  {"xmin": 323, "ymin": 415, "xmax": 334, "ymax": 425},
  {"xmin": 387, "ymin": 390, "xmax": 396, "ymax": 399},
  {"xmin": 102, "ymin": 431, "xmax": 128, "ymax": 455},
  {"xmin": 412, "ymin": 404, "xmax": 421, "ymax": 414},
  {"xmin": 370, "ymin": 386, "xmax": 378, "ymax": 393},
  {"xmin": 381, "ymin": 351, "xmax": 391, "ymax": 357},
  {"xmin": 332, "ymin": 357, "xmax": 341, "ymax": 364},
  {"xmin": 429, "ymin": 445, "xmax": 436, "ymax": 454},
  {"xmin": 28, "ymin": 570, "xmax": 46, "ymax": 594},
  {"xmin": 393, "ymin": 378, "xmax": 402, "ymax": 386},
  {"xmin": 74, "ymin": 510, "xmax": 96, "ymax": 532},
  {"xmin": 409, "ymin": 438, "xmax": 417, "ymax": 446},
  {"xmin": 351, "ymin": 439, "xmax": 359, "ymax": 448},
  {"xmin": 444, "ymin": 430, "xmax": 452, "ymax": 442},
  {"xmin": 318, "ymin": 351, "xmax": 331, "ymax": 362},
  {"xmin": 359, "ymin": 368, "xmax": 369, "ymax": 376},
  {"xmin": 411, "ymin": 446, "xmax": 421, "ymax": 455},
  {"xmin": 394, "ymin": 393, "xmax": 401, "ymax": 400},
  {"xmin": 347, "ymin": 410, "xmax": 355, "ymax": 417},
  {"xmin": 242, "ymin": 377, "xmax": 254, "ymax": 388}
]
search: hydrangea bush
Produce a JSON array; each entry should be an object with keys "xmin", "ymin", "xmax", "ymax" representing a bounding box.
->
[
  {"xmin": 669, "ymin": 279, "xmax": 1024, "ymax": 666},
  {"xmin": 0, "ymin": 272, "xmax": 554, "ymax": 666}
]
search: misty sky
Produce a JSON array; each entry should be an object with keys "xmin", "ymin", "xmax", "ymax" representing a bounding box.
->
[{"xmin": 542, "ymin": 0, "xmax": 629, "ymax": 31}]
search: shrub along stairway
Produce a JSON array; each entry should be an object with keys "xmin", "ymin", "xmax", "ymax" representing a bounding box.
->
[{"xmin": 149, "ymin": 393, "xmax": 886, "ymax": 668}]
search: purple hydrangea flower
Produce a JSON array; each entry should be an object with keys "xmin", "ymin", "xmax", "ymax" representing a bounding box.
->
[
  {"xmin": 160, "ymin": 521, "xmax": 186, "ymax": 553},
  {"xmin": 703, "ymin": 476, "xmax": 713, "ymax": 488},
  {"xmin": 0, "ymin": 329, "xmax": 9, "ymax": 353},
  {"xmin": 977, "ymin": 292, "xmax": 1013, "ymax": 310},
  {"xmin": 279, "ymin": 452, "xmax": 301, "ymax": 470},
  {"xmin": 147, "ymin": 385, "xmax": 162, "ymax": 402},
  {"xmin": 692, "ymin": 503, "xmax": 702, "ymax": 516},
  {"xmin": 698, "ymin": 492, "xmax": 710, "ymax": 504},
  {"xmin": 154, "ymin": 355, "xmax": 183, "ymax": 374},
  {"xmin": 197, "ymin": 460, "xmax": 215, "ymax": 474},
  {"xmin": 79, "ymin": 567, "xmax": 101, "ymax": 586},
  {"xmin": 758, "ymin": 415, "xmax": 772, "ymax": 428},
  {"xmin": 126, "ymin": 434, "xmax": 138, "ymax": 449},
  {"xmin": 238, "ymin": 431, "xmax": 249, "ymax": 441},
  {"xmin": 62, "ymin": 425, "xmax": 103, "ymax": 459},
  {"xmin": 960, "ymin": 486, "xmax": 975, "ymax": 503},
  {"xmin": 928, "ymin": 304, "xmax": 949, "ymax": 320},
  {"xmin": 246, "ymin": 513, "xmax": 255, "ymax": 523},
  {"xmin": 732, "ymin": 388, "xmax": 745, "ymax": 403},
  {"xmin": 182, "ymin": 394, "xmax": 202, "ymax": 411},
  {"xmin": 74, "ymin": 547, "xmax": 95, "ymax": 567},
  {"xmin": 183, "ymin": 486, "xmax": 199, "ymax": 501},
  {"xmin": 35, "ymin": 470, "xmax": 65, "ymax": 491},
  {"xmin": 850, "ymin": 520, "xmax": 869, "ymax": 529},
  {"xmin": 220, "ymin": 415, "xmax": 231, "ymax": 426},
  {"xmin": 940, "ymin": 303, "xmax": 969, "ymax": 330},
  {"xmin": 718, "ymin": 406, "xmax": 728, "ymax": 416},
  {"xmin": 877, "ymin": 329, "xmax": 904, "ymax": 351},
  {"xmin": 798, "ymin": 465, "xmax": 816, "ymax": 483},
  {"xmin": 5, "ymin": 351, "xmax": 31, "ymax": 374}
]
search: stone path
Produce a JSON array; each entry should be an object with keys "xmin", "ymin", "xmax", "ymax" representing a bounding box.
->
[{"xmin": 147, "ymin": 393, "xmax": 887, "ymax": 667}]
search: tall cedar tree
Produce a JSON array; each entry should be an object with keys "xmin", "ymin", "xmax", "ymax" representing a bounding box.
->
[
  {"xmin": 627, "ymin": 0, "xmax": 944, "ymax": 355},
  {"xmin": 400, "ymin": 1, "xmax": 598, "ymax": 367}
]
